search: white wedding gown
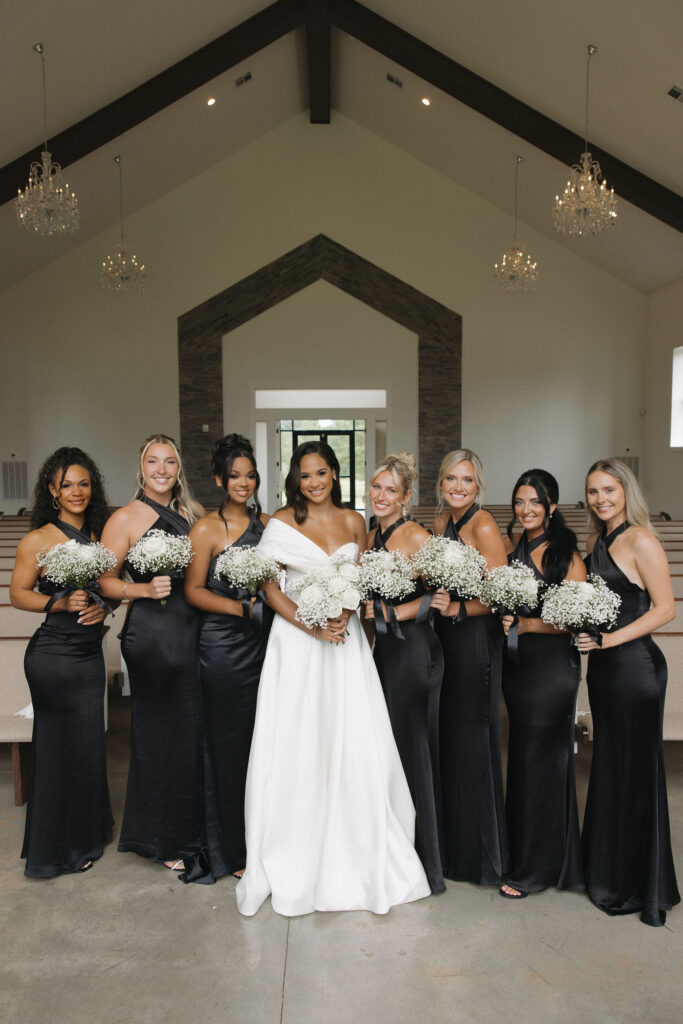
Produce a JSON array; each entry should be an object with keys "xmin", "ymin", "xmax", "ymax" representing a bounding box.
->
[{"xmin": 236, "ymin": 519, "xmax": 430, "ymax": 917}]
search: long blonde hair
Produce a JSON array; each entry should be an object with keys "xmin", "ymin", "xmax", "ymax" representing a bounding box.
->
[
  {"xmin": 370, "ymin": 451, "xmax": 418, "ymax": 512},
  {"xmin": 133, "ymin": 433, "xmax": 202, "ymax": 526},
  {"xmin": 435, "ymin": 448, "xmax": 486, "ymax": 516},
  {"xmin": 585, "ymin": 459, "xmax": 652, "ymax": 532}
]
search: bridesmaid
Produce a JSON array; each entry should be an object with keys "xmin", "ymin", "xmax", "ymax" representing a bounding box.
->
[
  {"xmin": 500, "ymin": 469, "xmax": 586, "ymax": 899},
  {"xmin": 365, "ymin": 453, "xmax": 445, "ymax": 894},
  {"xmin": 431, "ymin": 448, "xmax": 509, "ymax": 885},
  {"xmin": 576, "ymin": 459, "xmax": 679, "ymax": 926},
  {"xmin": 99, "ymin": 434, "xmax": 203, "ymax": 871},
  {"xmin": 10, "ymin": 447, "xmax": 113, "ymax": 876},
  {"xmin": 182, "ymin": 434, "xmax": 271, "ymax": 884}
]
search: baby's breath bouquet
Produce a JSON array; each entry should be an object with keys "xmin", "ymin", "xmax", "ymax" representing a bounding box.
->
[
  {"xmin": 290, "ymin": 553, "xmax": 362, "ymax": 630},
  {"xmin": 541, "ymin": 575, "xmax": 621, "ymax": 648},
  {"xmin": 357, "ymin": 549, "xmax": 415, "ymax": 603},
  {"xmin": 480, "ymin": 561, "xmax": 539, "ymax": 616},
  {"xmin": 37, "ymin": 539, "xmax": 117, "ymax": 589},
  {"xmin": 410, "ymin": 535, "xmax": 486, "ymax": 598},
  {"xmin": 214, "ymin": 546, "xmax": 281, "ymax": 595},
  {"xmin": 126, "ymin": 529, "xmax": 193, "ymax": 604}
]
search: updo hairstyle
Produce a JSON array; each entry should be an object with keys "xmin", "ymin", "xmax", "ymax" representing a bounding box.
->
[
  {"xmin": 211, "ymin": 433, "xmax": 261, "ymax": 517},
  {"xmin": 370, "ymin": 451, "xmax": 418, "ymax": 511}
]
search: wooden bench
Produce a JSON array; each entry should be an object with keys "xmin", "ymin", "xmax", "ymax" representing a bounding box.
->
[{"xmin": 0, "ymin": 639, "xmax": 33, "ymax": 805}]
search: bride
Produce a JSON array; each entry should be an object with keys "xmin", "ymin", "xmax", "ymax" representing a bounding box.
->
[{"xmin": 236, "ymin": 441, "xmax": 430, "ymax": 916}]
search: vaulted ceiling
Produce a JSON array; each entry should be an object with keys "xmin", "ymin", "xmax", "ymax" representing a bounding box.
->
[{"xmin": 2, "ymin": 0, "xmax": 682, "ymax": 293}]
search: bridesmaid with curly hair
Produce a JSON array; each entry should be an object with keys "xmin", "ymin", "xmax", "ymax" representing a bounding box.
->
[{"xmin": 10, "ymin": 447, "xmax": 113, "ymax": 876}]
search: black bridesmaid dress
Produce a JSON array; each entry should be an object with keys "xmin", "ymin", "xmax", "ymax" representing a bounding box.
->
[
  {"xmin": 371, "ymin": 520, "xmax": 446, "ymax": 894},
  {"xmin": 434, "ymin": 505, "xmax": 508, "ymax": 884},
  {"xmin": 22, "ymin": 520, "xmax": 113, "ymax": 877},
  {"xmin": 583, "ymin": 522, "xmax": 680, "ymax": 926},
  {"xmin": 182, "ymin": 510, "xmax": 271, "ymax": 884},
  {"xmin": 118, "ymin": 497, "xmax": 202, "ymax": 863},
  {"xmin": 502, "ymin": 532, "xmax": 583, "ymax": 894}
]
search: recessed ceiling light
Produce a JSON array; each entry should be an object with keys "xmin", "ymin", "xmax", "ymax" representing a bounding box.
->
[
  {"xmin": 421, "ymin": 97, "xmax": 431, "ymax": 106},
  {"xmin": 207, "ymin": 97, "xmax": 216, "ymax": 106}
]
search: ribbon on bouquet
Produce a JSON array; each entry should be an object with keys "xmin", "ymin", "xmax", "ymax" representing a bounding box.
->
[
  {"xmin": 571, "ymin": 622, "xmax": 604, "ymax": 653},
  {"xmin": 373, "ymin": 595, "xmax": 405, "ymax": 640},
  {"xmin": 234, "ymin": 587, "xmax": 268, "ymax": 631},
  {"xmin": 503, "ymin": 609, "xmax": 521, "ymax": 662},
  {"xmin": 44, "ymin": 579, "xmax": 113, "ymax": 617}
]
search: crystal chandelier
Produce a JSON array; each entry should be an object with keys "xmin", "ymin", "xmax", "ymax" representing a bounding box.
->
[
  {"xmin": 553, "ymin": 46, "xmax": 618, "ymax": 236},
  {"xmin": 16, "ymin": 43, "xmax": 80, "ymax": 236},
  {"xmin": 100, "ymin": 156, "xmax": 146, "ymax": 292},
  {"xmin": 494, "ymin": 156, "xmax": 538, "ymax": 292}
]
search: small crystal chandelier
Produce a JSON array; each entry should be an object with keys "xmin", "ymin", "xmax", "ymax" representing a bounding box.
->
[
  {"xmin": 16, "ymin": 43, "xmax": 80, "ymax": 236},
  {"xmin": 553, "ymin": 45, "xmax": 618, "ymax": 236},
  {"xmin": 100, "ymin": 156, "xmax": 146, "ymax": 292},
  {"xmin": 494, "ymin": 156, "xmax": 538, "ymax": 292}
]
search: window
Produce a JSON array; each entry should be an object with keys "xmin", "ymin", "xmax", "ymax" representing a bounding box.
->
[
  {"xmin": 671, "ymin": 347, "xmax": 683, "ymax": 447},
  {"xmin": 255, "ymin": 389, "xmax": 386, "ymax": 409}
]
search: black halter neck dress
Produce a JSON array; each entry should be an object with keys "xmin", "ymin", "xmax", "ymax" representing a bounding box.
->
[
  {"xmin": 433, "ymin": 505, "xmax": 508, "ymax": 884},
  {"xmin": 182, "ymin": 510, "xmax": 272, "ymax": 884},
  {"xmin": 22, "ymin": 520, "xmax": 113, "ymax": 877},
  {"xmin": 502, "ymin": 531, "xmax": 583, "ymax": 894},
  {"xmin": 117, "ymin": 497, "xmax": 202, "ymax": 863},
  {"xmin": 583, "ymin": 523, "xmax": 679, "ymax": 926},
  {"xmin": 371, "ymin": 520, "xmax": 445, "ymax": 894}
]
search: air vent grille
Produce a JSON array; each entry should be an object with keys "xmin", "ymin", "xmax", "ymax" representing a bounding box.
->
[
  {"xmin": 667, "ymin": 85, "xmax": 683, "ymax": 102},
  {"xmin": 236, "ymin": 71, "xmax": 252, "ymax": 87},
  {"xmin": 386, "ymin": 73, "xmax": 403, "ymax": 88},
  {"xmin": 2, "ymin": 461, "xmax": 28, "ymax": 501}
]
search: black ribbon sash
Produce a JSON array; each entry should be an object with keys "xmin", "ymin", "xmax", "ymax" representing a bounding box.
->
[
  {"xmin": 505, "ymin": 530, "xmax": 548, "ymax": 662},
  {"xmin": 44, "ymin": 520, "xmax": 113, "ymax": 615},
  {"xmin": 370, "ymin": 518, "xmax": 432, "ymax": 639},
  {"xmin": 233, "ymin": 588, "xmax": 268, "ymax": 631},
  {"xmin": 140, "ymin": 494, "xmax": 191, "ymax": 535}
]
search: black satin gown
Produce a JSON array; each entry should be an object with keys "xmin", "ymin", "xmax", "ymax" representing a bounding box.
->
[
  {"xmin": 22, "ymin": 520, "xmax": 113, "ymax": 877},
  {"xmin": 434, "ymin": 505, "xmax": 508, "ymax": 885},
  {"xmin": 182, "ymin": 511, "xmax": 272, "ymax": 884},
  {"xmin": 502, "ymin": 532, "xmax": 583, "ymax": 894},
  {"xmin": 583, "ymin": 522, "xmax": 680, "ymax": 926},
  {"xmin": 118, "ymin": 497, "xmax": 202, "ymax": 863},
  {"xmin": 371, "ymin": 520, "xmax": 446, "ymax": 894}
]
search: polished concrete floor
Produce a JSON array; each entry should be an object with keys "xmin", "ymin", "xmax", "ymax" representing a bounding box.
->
[{"xmin": 1, "ymin": 693, "xmax": 681, "ymax": 1024}]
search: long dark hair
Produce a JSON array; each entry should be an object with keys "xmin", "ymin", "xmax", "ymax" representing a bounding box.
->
[
  {"xmin": 31, "ymin": 446, "xmax": 109, "ymax": 539},
  {"xmin": 284, "ymin": 441, "xmax": 343, "ymax": 524},
  {"xmin": 506, "ymin": 468, "xmax": 577, "ymax": 585},
  {"xmin": 211, "ymin": 433, "xmax": 262, "ymax": 518}
]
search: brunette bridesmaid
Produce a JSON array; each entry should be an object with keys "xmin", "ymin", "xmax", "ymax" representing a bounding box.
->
[
  {"xmin": 99, "ymin": 434, "xmax": 203, "ymax": 871},
  {"xmin": 500, "ymin": 469, "xmax": 585, "ymax": 899},
  {"xmin": 431, "ymin": 449, "xmax": 509, "ymax": 885},
  {"xmin": 182, "ymin": 434, "xmax": 271, "ymax": 883},
  {"xmin": 10, "ymin": 447, "xmax": 113, "ymax": 876},
  {"xmin": 365, "ymin": 453, "xmax": 445, "ymax": 894},
  {"xmin": 576, "ymin": 459, "xmax": 679, "ymax": 926}
]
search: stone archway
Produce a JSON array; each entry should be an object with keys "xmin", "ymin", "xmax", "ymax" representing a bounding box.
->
[{"xmin": 178, "ymin": 234, "xmax": 461, "ymax": 506}]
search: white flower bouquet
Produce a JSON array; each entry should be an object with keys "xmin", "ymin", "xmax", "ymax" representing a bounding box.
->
[
  {"xmin": 290, "ymin": 553, "xmax": 362, "ymax": 630},
  {"xmin": 36, "ymin": 539, "xmax": 117, "ymax": 589},
  {"xmin": 214, "ymin": 546, "xmax": 281, "ymax": 594},
  {"xmin": 357, "ymin": 549, "xmax": 415, "ymax": 602},
  {"xmin": 126, "ymin": 529, "xmax": 193, "ymax": 604},
  {"xmin": 409, "ymin": 535, "xmax": 486, "ymax": 598},
  {"xmin": 480, "ymin": 561, "xmax": 539, "ymax": 615},
  {"xmin": 541, "ymin": 575, "xmax": 621, "ymax": 647}
]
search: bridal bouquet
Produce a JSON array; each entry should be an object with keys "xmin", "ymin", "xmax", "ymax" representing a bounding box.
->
[
  {"xmin": 36, "ymin": 539, "xmax": 117, "ymax": 589},
  {"xmin": 480, "ymin": 561, "xmax": 539, "ymax": 615},
  {"xmin": 126, "ymin": 530, "xmax": 193, "ymax": 604},
  {"xmin": 357, "ymin": 549, "xmax": 415, "ymax": 602},
  {"xmin": 290, "ymin": 554, "xmax": 362, "ymax": 629},
  {"xmin": 409, "ymin": 535, "xmax": 486, "ymax": 598},
  {"xmin": 541, "ymin": 575, "xmax": 621, "ymax": 648},
  {"xmin": 214, "ymin": 546, "xmax": 281, "ymax": 594}
]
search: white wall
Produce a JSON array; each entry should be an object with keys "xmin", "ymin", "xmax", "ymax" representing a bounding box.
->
[
  {"xmin": 0, "ymin": 112, "xmax": 647, "ymax": 509},
  {"xmin": 643, "ymin": 275, "xmax": 683, "ymax": 517}
]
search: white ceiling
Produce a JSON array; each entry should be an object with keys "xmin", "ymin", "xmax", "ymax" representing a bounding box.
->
[{"xmin": 2, "ymin": 0, "xmax": 682, "ymax": 294}]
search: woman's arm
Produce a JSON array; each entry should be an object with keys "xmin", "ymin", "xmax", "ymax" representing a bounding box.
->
[
  {"xmin": 261, "ymin": 578, "xmax": 345, "ymax": 644},
  {"xmin": 184, "ymin": 519, "xmax": 245, "ymax": 616},
  {"xmin": 431, "ymin": 514, "xmax": 507, "ymax": 620},
  {"xmin": 98, "ymin": 506, "xmax": 171, "ymax": 603},
  {"xmin": 10, "ymin": 531, "xmax": 100, "ymax": 619},
  {"xmin": 511, "ymin": 551, "xmax": 587, "ymax": 636}
]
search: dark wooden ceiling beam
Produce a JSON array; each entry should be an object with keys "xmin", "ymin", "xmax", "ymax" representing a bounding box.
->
[
  {"xmin": 330, "ymin": 0, "xmax": 683, "ymax": 233},
  {"xmin": 306, "ymin": 0, "xmax": 331, "ymax": 123},
  {"xmin": 0, "ymin": 0, "xmax": 305, "ymax": 206}
]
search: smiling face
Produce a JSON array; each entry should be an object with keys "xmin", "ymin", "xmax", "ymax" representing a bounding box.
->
[
  {"xmin": 513, "ymin": 484, "xmax": 554, "ymax": 539},
  {"xmin": 586, "ymin": 470, "xmax": 627, "ymax": 527},
  {"xmin": 142, "ymin": 443, "xmax": 179, "ymax": 500},
  {"xmin": 370, "ymin": 469, "xmax": 408, "ymax": 524},
  {"xmin": 440, "ymin": 459, "xmax": 478, "ymax": 515},
  {"xmin": 298, "ymin": 453, "xmax": 335, "ymax": 506},
  {"xmin": 218, "ymin": 455, "xmax": 257, "ymax": 506},
  {"xmin": 49, "ymin": 464, "xmax": 92, "ymax": 521}
]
